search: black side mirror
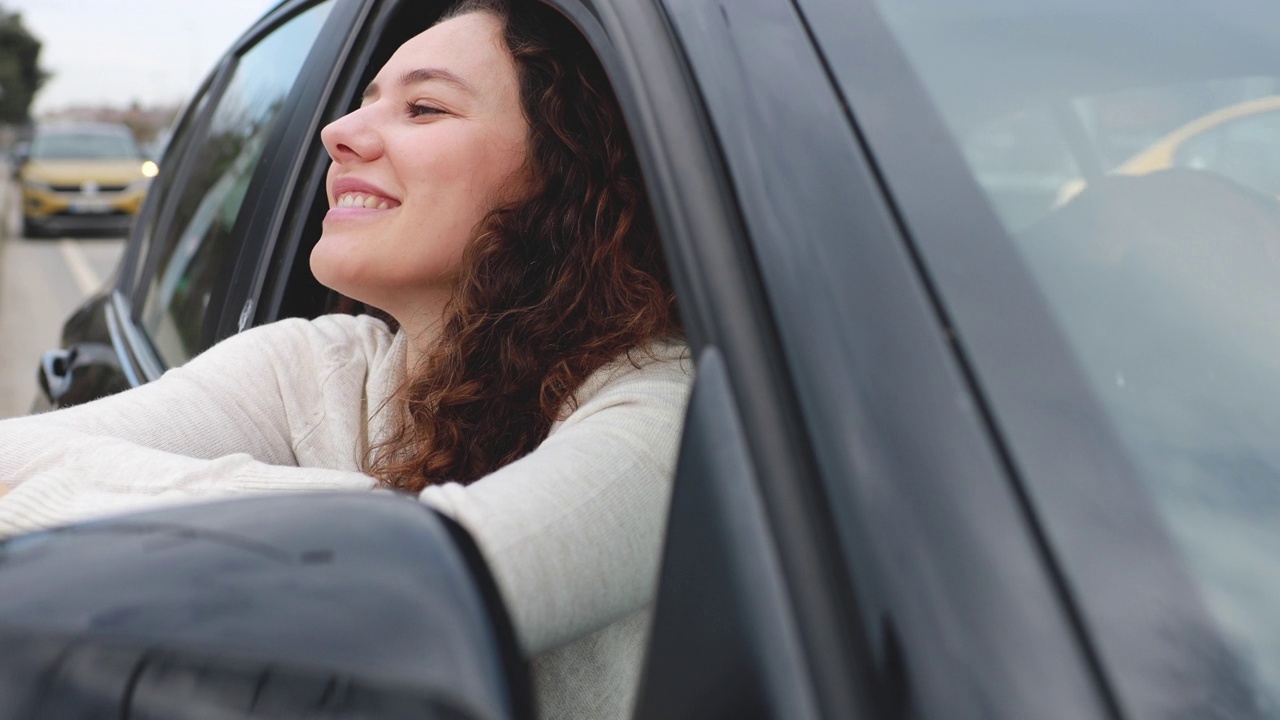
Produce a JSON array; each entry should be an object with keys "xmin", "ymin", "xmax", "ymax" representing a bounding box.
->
[{"xmin": 0, "ymin": 493, "xmax": 532, "ymax": 719}]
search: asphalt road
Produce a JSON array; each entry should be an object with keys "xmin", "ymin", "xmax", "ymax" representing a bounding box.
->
[{"xmin": 0, "ymin": 175, "xmax": 126, "ymax": 419}]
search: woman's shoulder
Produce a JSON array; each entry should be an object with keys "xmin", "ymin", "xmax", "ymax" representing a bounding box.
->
[
  {"xmin": 307, "ymin": 313, "xmax": 398, "ymax": 353},
  {"xmin": 224, "ymin": 312, "xmax": 391, "ymax": 344},
  {"xmin": 294, "ymin": 312, "xmax": 395, "ymax": 343},
  {"xmin": 570, "ymin": 339, "xmax": 694, "ymax": 413},
  {"xmin": 199, "ymin": 313, "xmax": 400, "ymax": 390},
  {"xmin": 230, "ymin": 313, "xmax": 396, "ymax": 360}
]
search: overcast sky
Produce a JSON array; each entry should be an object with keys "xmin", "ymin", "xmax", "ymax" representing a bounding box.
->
[{"xmin": 7, "ymin": 0, "xmax": 279, "ymax": 114}]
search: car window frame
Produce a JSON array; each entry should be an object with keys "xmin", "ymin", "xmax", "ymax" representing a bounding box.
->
[
  {"xmin": 112, "ymin": 64, "xmax": 231, "ymax": 383},
  {"xmin": 124, "ymin": 0, "xmax": 357, "ymax": 370},
  {"xmin": 127, "ymin": 54, "xmax": 233, "ymax": 327},
  {"xmin": 551, "ymin": 0, "xmax": 892, "ymax": 716},
  {"xmin": 118, "ymin": 70, "xmax": 220, "ymax": 312},
  {"xmin": 233, "ymin": 0, "xmax": 409, "ymax": 332},
  {"xmin": 209, "ymin": 0, "xmax": 373, "ymax": 343}
]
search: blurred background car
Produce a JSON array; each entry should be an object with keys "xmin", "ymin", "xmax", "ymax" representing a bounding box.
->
[{"xmin": 17, "ymin": 121, "xmax": 158, "ymax": 238}]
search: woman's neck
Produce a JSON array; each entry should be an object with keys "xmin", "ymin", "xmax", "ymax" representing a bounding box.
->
[{"xmin": 399, "ymin": 316, "xmax": 445, "ymax": 377}]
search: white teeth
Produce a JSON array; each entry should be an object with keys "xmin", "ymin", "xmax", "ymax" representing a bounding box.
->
[{"xmin": 336, "ymin": 192, "xmax": 393, "ymax": 209}]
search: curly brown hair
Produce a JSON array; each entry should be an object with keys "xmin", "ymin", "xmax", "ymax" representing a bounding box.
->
[{"xmin": 368, "ymin": 0, "xmax": 682, "ymax": 491}]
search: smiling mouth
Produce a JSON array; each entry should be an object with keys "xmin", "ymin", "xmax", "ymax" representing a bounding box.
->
[{"xmin": 334, "ymin": 192, "xmax": 399, "ymax": 210}]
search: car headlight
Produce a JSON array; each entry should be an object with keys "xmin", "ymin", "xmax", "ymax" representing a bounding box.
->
[{"xmin": 21, "ymin": 179, "xmax": 52, "ymax": 192}]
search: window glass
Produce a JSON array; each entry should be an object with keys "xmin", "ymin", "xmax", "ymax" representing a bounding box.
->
[
  {"xmin": 31, "ymin": 131, "xmax": 140, "ymax": 160},
  {"xmin": 961, "ymin": 106, "xmax": 1082, "ymax": 232},
  {"xmin": 140, "ymin": 1, "xmax": 334, "ymax": 366},
  {"xmin": 875, "ymin": 0, "xmax": 1280, "ymax": 708},
  {"xmin": 126, "ymin": 88, "xmax": 213, "ymax": 300},
  {"xmin": 1173, "ymin": 108, "xmax": 1280, "ymax": 197},
  {"xmin": 957, "ymin": 78, "xmax": 1280, "ymax": 233}
]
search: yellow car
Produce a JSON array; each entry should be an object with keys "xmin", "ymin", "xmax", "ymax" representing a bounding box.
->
[
  {"xmin": 18, "ymin": 123, "xmax": 158, "ymax": 238},
  {"xmin": 1113, "ymin": 94, "xmax": 1280, "ymax": 178},
  {"xmin": 1058, "ymin": 95, "xmax": 1280, "ymax": 205}
]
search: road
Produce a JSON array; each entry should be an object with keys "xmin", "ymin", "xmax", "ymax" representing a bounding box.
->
[{"xmin": 0, "ymin": 179, "xmax": 126, "ymax": 418}]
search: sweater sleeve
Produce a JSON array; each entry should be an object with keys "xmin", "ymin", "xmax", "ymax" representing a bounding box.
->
[
  {"xmin": 0, "ymin": 315, "xmax": 390, "ymax": 536},
  {"xmin": 419, "ymin": 347, "xmax": 694, "ymax": 656}
]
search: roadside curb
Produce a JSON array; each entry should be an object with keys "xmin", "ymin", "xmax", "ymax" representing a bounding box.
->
[
  {"xmin": 0, "ymin": 165, "xmax": 10, "ymax": 287},
  {"xmin": 0, "ymin": 161, "xmax": 14, "ymax": 243},
  {"xmin": 0, "ymin": 162, "xmax": 9, "ymax": 242}
]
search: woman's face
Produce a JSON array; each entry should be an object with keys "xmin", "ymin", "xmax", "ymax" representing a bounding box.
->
[{"xmin": 313, "ymin": 11, "xmax": 528, "ymax": 328}]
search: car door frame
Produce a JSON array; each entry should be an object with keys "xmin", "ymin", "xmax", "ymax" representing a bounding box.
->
[
  {"xmin": 549, "ymin": 0, "xmax": 880, "ymax": 716},
  {"xmin": 113, "ymin": 0, "xmax": 369, "ymax": 378},
  {"xmin": 571, "ymin": 0, "xmax": 1128, "ymax": 718}
]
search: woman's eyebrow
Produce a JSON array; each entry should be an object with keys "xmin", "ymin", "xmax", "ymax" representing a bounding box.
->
[{"xmin": 362, "ymin": 67, "xmax": 475, "ymax": 100}]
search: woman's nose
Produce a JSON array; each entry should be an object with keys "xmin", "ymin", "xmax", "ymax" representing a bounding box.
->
[{"xmin": 321, "ymin": 106, "xmax": 383, "ymax": 163}]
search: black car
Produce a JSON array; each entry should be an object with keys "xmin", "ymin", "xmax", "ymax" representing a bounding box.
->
[{"xmin": 11, "ymin": 0, "xmax": 1280, "ymax": 718}]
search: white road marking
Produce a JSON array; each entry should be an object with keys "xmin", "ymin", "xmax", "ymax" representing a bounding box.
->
[{"xmin": 56, "ymin": 239, "xmax": 102, "ymax": 297}]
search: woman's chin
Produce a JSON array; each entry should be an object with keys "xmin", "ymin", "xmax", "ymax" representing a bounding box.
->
[{"xmin": 309, "ymin": 241, "xmax": 361, "ymax": 296}]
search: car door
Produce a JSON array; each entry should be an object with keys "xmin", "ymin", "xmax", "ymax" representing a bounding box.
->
[
  {"xmin": 550, "ymin": 0, "xmax": 875, "ymax": 715},
  {"xmin": 590, "ymin": 0, "xmax": 1122, "ymax": 718}
]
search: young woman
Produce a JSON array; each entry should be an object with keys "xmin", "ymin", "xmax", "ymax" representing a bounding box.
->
[{"xmin": 0, "ymin": 1, "xmax": 690, "ymax": 717}]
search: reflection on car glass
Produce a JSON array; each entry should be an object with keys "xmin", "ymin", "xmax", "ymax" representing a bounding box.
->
[
  {"xmin": 141, "ymin": 1, "xmax": 335, "ymax": 365},
  {"xmin": 875, "ymin": 1, "xmax": 1280, "ymax": 710}
]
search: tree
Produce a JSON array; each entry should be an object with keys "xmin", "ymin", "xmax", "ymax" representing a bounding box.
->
[{"xmin": 0, "ymin": 5, "xmax": 48, "ymax": 125}]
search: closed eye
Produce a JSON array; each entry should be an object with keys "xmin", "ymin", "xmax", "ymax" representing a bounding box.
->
[{"xmin": 406, "ymin": 101, "xmax": 446, "ymax": 118}]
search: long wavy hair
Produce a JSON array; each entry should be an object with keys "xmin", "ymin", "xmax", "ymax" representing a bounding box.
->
[{"xmin": 368, "ymin": 0, "xmax": 682, "ymax": 491}]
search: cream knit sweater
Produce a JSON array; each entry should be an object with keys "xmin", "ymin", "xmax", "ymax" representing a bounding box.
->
[{"xmin": 0, "ymin": 313, "xmax": 693, "ymax": 719}]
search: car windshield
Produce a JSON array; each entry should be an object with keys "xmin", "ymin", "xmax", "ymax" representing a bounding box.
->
[
  {"xmin": 31, "ymin": 132, "xmax": 139, "ymax": 160},
  {"xmin": 875, "ymin": 0, "xmax": 1280, "ymax": 713}
]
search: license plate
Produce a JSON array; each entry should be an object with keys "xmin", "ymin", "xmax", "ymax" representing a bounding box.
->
[{"xmin": 69, "ymin": 198, "xmax": 112, "ymax": 214}]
